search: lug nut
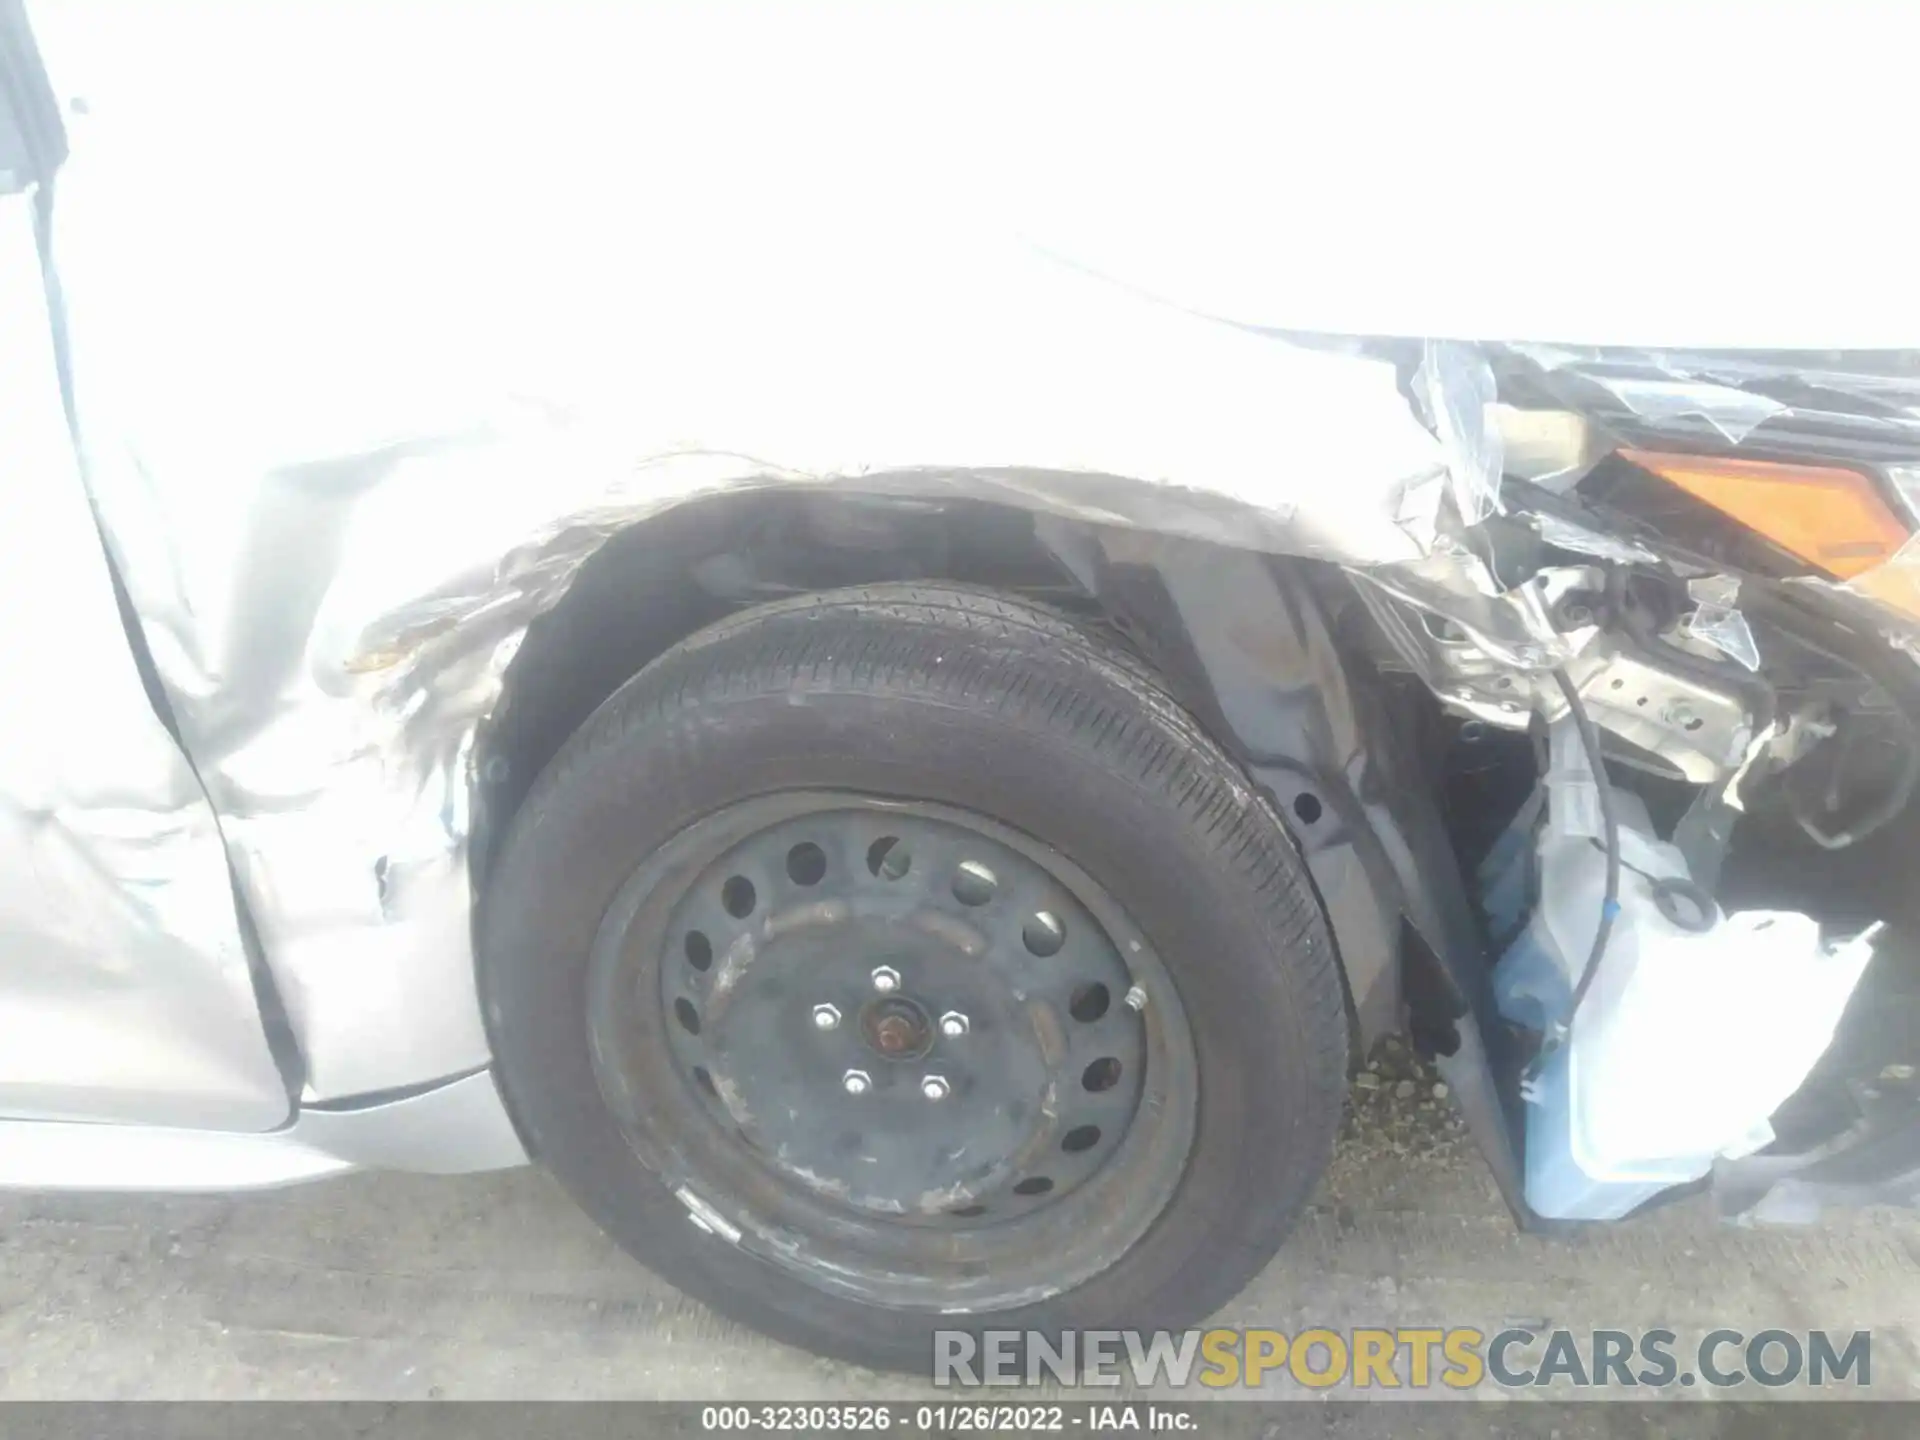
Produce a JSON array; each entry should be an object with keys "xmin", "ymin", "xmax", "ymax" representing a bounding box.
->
[
  {"xmin": 812, "ymin": 1003, "xmax": 841, "ymax": 1030},
  {"xmin": 920, "ymin": 1075, "xmax": 951, "ymax": 1101},
  {"xmin": 871, "ymin": 965, "xmax": 901, "ymax": 994},
  {"xmin": 939, "ymin": 1011, "xmax": 970, "ymax": 1038},
  {"xmin": 842, "ymin": 1069, "xmax": 871, "ymax": 1096}
]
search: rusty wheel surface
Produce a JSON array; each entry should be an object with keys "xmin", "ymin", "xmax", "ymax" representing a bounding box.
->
[{"xmin": 589, "ymin": 795, "xmax": 1195, "ymax": 1309}]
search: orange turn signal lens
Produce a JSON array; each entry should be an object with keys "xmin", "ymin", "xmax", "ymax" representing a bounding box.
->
[{"xmin": 1620, "ymin": 449, "xmax": 1912, "ymax": 580}]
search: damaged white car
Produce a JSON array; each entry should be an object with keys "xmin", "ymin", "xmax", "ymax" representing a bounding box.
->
[{"xmin": 4, "ymin": 0, "xmax": 1918, "ymax": 1373}]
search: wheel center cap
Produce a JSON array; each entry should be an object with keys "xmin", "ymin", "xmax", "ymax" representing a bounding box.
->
[{"xmin": 860, "ymin": 995, "xmax": 934, "ymax": 1061}]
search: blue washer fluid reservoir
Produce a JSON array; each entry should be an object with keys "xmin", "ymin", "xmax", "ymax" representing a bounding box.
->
[{"xmin": 1486, "ymin": 722, "xmax": 1876, "ymax": 1221}]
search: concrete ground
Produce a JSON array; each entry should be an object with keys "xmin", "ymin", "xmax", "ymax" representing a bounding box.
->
[{"xmin": 3, "ymin": 1041, "xmax": 1917, "ymax": 1430}]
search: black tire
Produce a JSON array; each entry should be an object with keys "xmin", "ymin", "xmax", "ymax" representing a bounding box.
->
[{"xmin": 479, "ymin": 584, "xmax": 1347, "ymax": 1372}]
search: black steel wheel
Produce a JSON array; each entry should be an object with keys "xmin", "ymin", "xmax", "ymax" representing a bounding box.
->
[
  {"xmin": 589, "ymin": 795, "xmax": 1195, "ymax": 1309},
  {"xmin": 481, "ymin": 585, "xmax": 1347, "ymax": 1371}
]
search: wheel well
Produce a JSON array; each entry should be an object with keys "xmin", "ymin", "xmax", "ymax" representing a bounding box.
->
[
  {"xmin": 472, "ymin": 492, "xmax": 1522, "ymax": 1218},
  {"xmin": 471, "ymin": 491, "xmax": 1097, "ymax": 880}
]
